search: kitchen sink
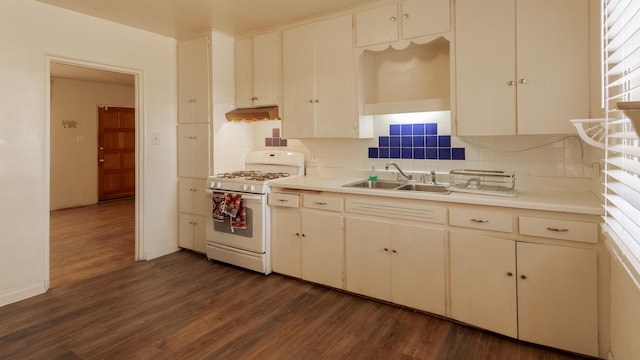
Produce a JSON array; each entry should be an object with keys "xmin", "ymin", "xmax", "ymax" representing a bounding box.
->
[
  {"xmin": 342, "ymin": 179, "xmax": 450, "ymax": 194},
  {"xmin": 396, "ymin": 183, "xmax": 450, "ymax": 194},
  {"xmin": 342, "ymin": 180, "xmax": 404, "ymax": 189}
]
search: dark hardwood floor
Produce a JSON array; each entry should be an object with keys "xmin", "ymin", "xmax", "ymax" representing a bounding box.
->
[
  {"xmin": 49, "ymin": 198, "xmax": 135, "ymax": 288},
  {"xmin": 0, "ymin": 250, "xmax": 590, "ymax": 360}
]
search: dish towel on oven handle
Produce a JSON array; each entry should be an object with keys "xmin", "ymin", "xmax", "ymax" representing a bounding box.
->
[
  {"xmin": 223, "ymin": 193, "xmax": 247, "ymax": 231},
  {"xmin": 211, "ymin": 192, "xmax": 226, "ymax": 222}
]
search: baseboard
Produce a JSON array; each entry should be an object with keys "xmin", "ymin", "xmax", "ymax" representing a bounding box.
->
[
  {"xmin": 0, "ymin": 282, "xmax": 46, "ymax": 308},
  {"xmin": 144, "ymin": 246, "xmax": 180, "ymax": 261}
]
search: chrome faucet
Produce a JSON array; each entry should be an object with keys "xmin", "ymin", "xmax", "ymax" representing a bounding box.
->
[
  {"xmin": 420, "ymin": 170, "xmax": 437, "ymax": 184},
  {"xmin": 385, "ymin": 162, "xmax": 413, "ymax": 181}
]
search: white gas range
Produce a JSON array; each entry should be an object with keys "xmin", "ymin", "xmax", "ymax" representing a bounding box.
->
[{"xmin": 204, "ymin": 150, "xmax": 305, "ymax": 274}]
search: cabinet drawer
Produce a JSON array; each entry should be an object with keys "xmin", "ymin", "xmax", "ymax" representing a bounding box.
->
[
  {"xmin": 303, "ymin": 194, "xmax": 343, "ymax": 212},
  {"xmin": 519, "ymin": 217, "xmax": 598, "ymax": 244},
  {"xmin": 268, "ymin": 192, "xmax": 300, "ymax": 208},
  {"xmin": 450, "ymin": 208, "xmax": 513, "ymax": 233}
]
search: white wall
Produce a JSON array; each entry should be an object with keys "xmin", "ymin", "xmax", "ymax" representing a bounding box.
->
[
  {"xmin": 0, "ymin": 0, "xmax": 178, "ymax": 306},
  {"xmin": 50, "ymin": 78, "xmax": 135, "ymax": 210}
]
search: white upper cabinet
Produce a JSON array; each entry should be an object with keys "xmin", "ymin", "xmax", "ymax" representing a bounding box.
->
[
  {"xmin": 283, "ymin": 14, "xmax": 370, "ymax": 138},
  {"xmin": 455, "ymin": 0, "xmax": 589, "ymax": 135},
  {"xmin": 177, "ymin": 36, "xmax": 210, "ymax": 124},
  {"xmin": 235, "ymin": 32, "xmax": 278, "ymax": 108},
  {"xmin": 356, "ymin": 0, "xmax": 450, "ymax": 48}
]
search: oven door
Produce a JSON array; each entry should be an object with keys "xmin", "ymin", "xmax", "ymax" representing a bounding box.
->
[{"xmin": 205, "ymin": 191, "xmax": 266, "ymax": 254}]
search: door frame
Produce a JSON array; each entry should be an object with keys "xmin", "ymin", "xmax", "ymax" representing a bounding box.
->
[{"xmin": 45, "ymin": 56, "xmax": 144, "ymax": 288}]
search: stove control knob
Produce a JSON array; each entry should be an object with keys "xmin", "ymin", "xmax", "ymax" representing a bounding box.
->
[
  {"xmin": 243, "ymin": 184, "xmax": 249, "ymax": 191},
  {"xmin": 250, "ymin": 185, "xmax": 256, "ymax": 192},
  {"xmin": 216, "ymin": 182, "xmax": 222, "ymax": 189}
]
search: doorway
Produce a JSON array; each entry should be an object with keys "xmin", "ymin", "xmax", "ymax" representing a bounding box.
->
[{"xmin": 49, "ymin": 60, "xmax": 139, "ymax": 288}]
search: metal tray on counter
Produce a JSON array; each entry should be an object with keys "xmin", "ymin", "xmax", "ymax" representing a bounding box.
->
[{"xmin": 449, "ymin": 169, "xmax": 518, "ymax": 197}]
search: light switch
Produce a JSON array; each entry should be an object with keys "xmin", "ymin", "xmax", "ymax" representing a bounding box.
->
[{"xmin": 151, "ymin": 132, "xmax": 160, "ymax": 145}]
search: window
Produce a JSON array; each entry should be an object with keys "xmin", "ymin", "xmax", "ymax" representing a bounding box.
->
[{"xmin": 602, "ymin": 0, "xmax": 640, "ymax": 283}]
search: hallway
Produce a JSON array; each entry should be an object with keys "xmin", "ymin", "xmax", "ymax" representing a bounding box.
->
[{"xmin": 49, "ymin": 198, "xmax": 135, "ymax": 288}]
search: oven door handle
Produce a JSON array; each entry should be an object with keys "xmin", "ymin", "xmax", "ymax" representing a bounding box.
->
[{"xmin": 205, "ymin": 189, "xmax": 264, "ymax": 201}]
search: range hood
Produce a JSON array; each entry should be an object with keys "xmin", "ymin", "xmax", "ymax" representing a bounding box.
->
[{"xmin": 225, "ymin": 106, "xmax": 279, "ymax": 122}]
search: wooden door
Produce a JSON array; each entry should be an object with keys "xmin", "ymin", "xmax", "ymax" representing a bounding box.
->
[{"xmin": 98, "ymin": 106, "xmax": 135, "ymax": 201}]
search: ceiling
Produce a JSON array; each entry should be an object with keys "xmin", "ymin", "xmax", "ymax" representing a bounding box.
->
[{"xmin": 36, "ymin": 0, "xmax": 378, "ymax": 39}]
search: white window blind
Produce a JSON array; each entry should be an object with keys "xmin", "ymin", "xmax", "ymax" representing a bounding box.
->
[{"xmin": 603, "ymin": 0, "xmax": 640, "ymax": 278}]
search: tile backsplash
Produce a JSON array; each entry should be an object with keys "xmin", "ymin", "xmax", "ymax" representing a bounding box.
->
[
  {"xmin": 368, "ymin": 122, "xmax": 465, "ymax": 160},
  {"xmin": 214, "ymin": 110, "xmax": 603, "ymax": 186}
]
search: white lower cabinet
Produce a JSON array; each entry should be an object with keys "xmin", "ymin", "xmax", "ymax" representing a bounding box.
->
[
  {"xmin": 450, "ymin": 230, "xmax": 598, "ymax": 356},
  {"xmin": 270, "ymin": 194, "xmax": 344, "ymax": 289},
  {"xmin": 345, "ymin": 215, "xmax": 446, "ymax": 315},
  {"xmin": 178, "ymin": 213, "xmax": 206, "ymax": 253}
]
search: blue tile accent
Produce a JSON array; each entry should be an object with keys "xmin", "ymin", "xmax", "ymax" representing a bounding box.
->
[
  {"xmin": 401, "ymin": 136, "xmax": 413, "ymax": 147},
  {"xmin": 439, "ymin": 148, "xmax": 451, "ymax": 160},
  {"xmin": 452, "ymin": 148, "xmax": 466, "ymax": 160},
  {"xmin": 438, "ymin": 135, "xmax": 451, "ymax": 147},
  {"xmin": 368, "ymin": 122, "xmax": 465, "ymax": 162},
  {"xmin": 413, "ymin": 123, "xmax": 425, "ymax": 135}
]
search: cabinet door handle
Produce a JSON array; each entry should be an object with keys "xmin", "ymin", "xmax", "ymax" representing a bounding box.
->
[
  {"xmin": 315, "ymin": 99, "xmax": 319, "ymax": 103},
  {"xmin": 308, "ymin": 99, "xmax": 314, "ymax": 103},
  {"xmin": 392, "ymin": 249, "xmax": 397, "ymax": 254},
  {"xmin": 519, "ymin": 78, "xmax": 527, "ymax": 84},
  {"xmin": 507, "ymin": 272, "xmax": 513, "ymax": 277},
  {"xmin": 315, "ymin": 201, "xmax": 327, "ymax": 205},
  {"xmin": 295, "ymin": 232, "xmax": 300, "ymax": 237},
  {"xmin": 470, "ymin": 218, "xmax": 489, "ymax": 223},
  {"xmin": 302, "ymin": 233, "xmax": 306, "ymax": 237},
  {"xmin": 520, "ymin": 274, "xmax": 527, "ymax": 280},
  {"xmin": 278, "ymin": 199, "xmax": 289, "ymax": 202},
  {"xmin": 390, "ymin": 16, "xmax": 396, "ymax": 21},
  {"xmin": 507, "ymin": 80, "xmax": 515, "ymax": 86},
  {"xmin": 546, "ymin": 227, "xmax": 569, "ymax": 232},
  {"xmin": 384, "ymin": 247, "xmax": 389, "ymax": 252},
  {"xmin": 403, "ymin": 13, "xmax": 409, "ymax": 19}
]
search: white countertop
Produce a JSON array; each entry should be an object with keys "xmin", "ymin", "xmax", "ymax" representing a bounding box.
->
[{"xmin": 269, "ymin": 176, "xmax": 603, "ymax": 215}]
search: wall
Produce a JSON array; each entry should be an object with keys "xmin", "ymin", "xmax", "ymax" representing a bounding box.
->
[
  {"xmin": 50, "ymin": 78, "xmax": 135, "ymax": 210},
  {"xmin": 610, "ymin": 258, "xmax": 640, "ymax": 360},
  {"xmin": 0, "ymin": 0, "xmax": 178, "ymax": 306}
]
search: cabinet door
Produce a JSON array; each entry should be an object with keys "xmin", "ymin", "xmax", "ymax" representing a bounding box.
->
[
  {"xmin": 455, "ymin": 0, "xmax": 516, "ymax": 136},
  {"xmin": 345, "ymin": 216, "xmax": 392, "ymax": 301},
  {"xmin": 301, "ymin": 210, "xmax": 343, "ymax": 289},
  {"xmin": 177, "ymin": 36, "xmax": 210, "ymax": 124},
  {"xmin": 178, "ymin": 178, "xmax": 208, "ymax": 215},
  {"xmin": 516, "ymin": 0, "xmax": 589, "ymax": 134},
  {"xmin": 517, "ymin": 242, "xmax": 598, "ymax": 356},
  {"xmin": 252, "ymin": 33, "xmax": 278, "ymax": 106},
  {"xmin": 314, "ymin": 14, "xmax": 357, "ymax": 138},
  {"xmin": 356, "ymin": 4, "xmax": 399, "ymax": 47},
  {"xmin": 177, "ymin": 124, "xmax": 209, "ymax": 178},
  {"xmin": 402, "ymin": 0, "xmax": 450, "ymax": 40},
  {"xmin": 178, "ymin": 213, "xmax": 195, "ymax": 250},
  {"xmin": 449, "ymin": 231, "xmax": 517, "ymax": 337},
  {"xmin": 271, "ymin": 207, "xmax": 302, "ymax": 278},
  {"xmin": 235, "ymin": 37, "xmax": 254, "ymax": 108},
  {"xmin": 391, "ymin": 224, "xmax": 445, "ymax": 315},
  {"xmin": 282, "ymin": 22, "xmax": 316, "ymax": 138},
  {"xmin": 192, "ymin": 215, "xmax": 206, "ymax": 253}
]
